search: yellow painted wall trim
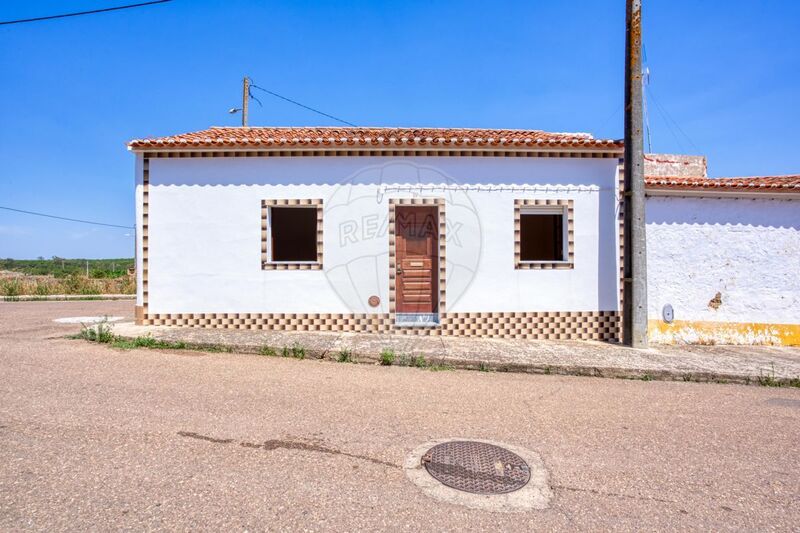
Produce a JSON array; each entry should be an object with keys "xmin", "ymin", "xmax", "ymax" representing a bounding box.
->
[{"xmin": 648, "ymin": 319, "xmax": 800, "ymax": 346}]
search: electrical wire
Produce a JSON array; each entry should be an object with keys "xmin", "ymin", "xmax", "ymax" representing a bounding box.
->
[
  {"xmin": 0, "ymin": 206, "xmax": 133, "ymax": 229},
  {"xmin": 249, "ymin": 82, "xmax": 357, "ymax": 127},
  {"xmin": 0, "ymin": 0, "xmax": 172, "ymax": 26},
  {"xmin": 646, "ymin": 86, "xmax": 687, "ymax": 153},
  {"xmin": 646, "ymin": 86, "xmax": 701, "ymax": 153}
]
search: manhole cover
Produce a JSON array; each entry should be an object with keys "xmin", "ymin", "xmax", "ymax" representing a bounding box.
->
[{"xmin": 421, "ymin": 440, "xmax": 531, "ymax": 495}]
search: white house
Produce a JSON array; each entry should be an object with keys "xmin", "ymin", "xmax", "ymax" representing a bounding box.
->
[
  {"xmin": 128, "ymin": 128, "xmax": 800, "ymax": 345},
  {"xmin": 129, "ymin": 127, "xmax": 625, "ymax": 341}
]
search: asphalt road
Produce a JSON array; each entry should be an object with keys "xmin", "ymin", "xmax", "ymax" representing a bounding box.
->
[{"xmin": 1, "ymin": 301, "xmax": 798, "ymax": 531}]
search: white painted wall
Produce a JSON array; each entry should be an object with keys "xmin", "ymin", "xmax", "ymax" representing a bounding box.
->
[
  {"xmin": 140, "ymin": 156, "xmax": 621, "ymax": 315},
  {"xmin": 134, "ymin": 153, "xmax": 143, "ymax": 307},
  {"xmin": 646, "ymin": 196, "xmax": 800, "ymax": 324}
]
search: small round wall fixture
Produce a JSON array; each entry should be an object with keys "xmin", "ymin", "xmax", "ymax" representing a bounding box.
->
[
  {"xmin": 404, "ymin": 438, "xmax": 552, "ymax": 512},
  {"xmin": 368, "ymin": 295, "xmax": 381, "ymax": 307},
  {"xmin": 662, "ymin": 304, "xmax": 674, "ymax": 324}
]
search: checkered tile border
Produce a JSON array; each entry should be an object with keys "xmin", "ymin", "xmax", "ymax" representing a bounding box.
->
[
  {"xmin": 388, "ymin": 198, "xmax": 447, "ymax": 314},
  {"xmin": 141, "ymin": 157, "xmax": 150, "ymax": 316},
  {"xmin": 261, "ymin": 199, "xmax": 324, "ymax": 270},
  {"xmin": 514, "ymin": 199, "xmax": 574, "ymax": 269},
  {"xmin": 617, "ymin": 160, "xmax": 625, "ymax": 340},
  {"xmin": 145, "ymin": 150, "xmax": 620, "ymax": 159},
  {"xmin": 140, "ymin": 310, "xmax": 619, "ymax": 341}
]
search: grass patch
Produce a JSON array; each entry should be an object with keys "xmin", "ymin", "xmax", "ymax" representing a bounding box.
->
[
  {"xmin": 110, "ymin": 335, "xmax": 187, "ymax": 350},
  {"xmin": 282, "ymin": 343, "xmax": 306, "ymax": 359},
  {"xmin": 426, "ymin": 362, "xmax": 454, "ymax": 372},
  {"xmin": 337, "ymin": 349, "xmax": 354, "ymax": 363},
  {"xmin": 259, "ymin": 345, "xmax": 277, "ymax": 357},
  {"xmin": 410, "ymin": 355, "xmax": 427, "ymax": 368},
  {"xmin": 758, "ymin": 366, "xmax": 780, "ymax": 387},
  {"xmin": 379, "ymin": 348, "xmax": 396, "ymax": 366},
  {"xmin": 640, "ymin": 374, "xmax": 653, "ymax": 382}
]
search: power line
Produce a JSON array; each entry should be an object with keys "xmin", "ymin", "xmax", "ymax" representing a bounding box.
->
[
  {"xmin": 0, "ymin": 206, "xmax": 133, "ymax": 229},
  {"xmin": 249, "ymin": 82, "xmax": 357, "ymax": 127},
  {"xmin": 646, "ymin": 86, "xmax": 701, "ymax": 153},
  {"xmin": 647, "ymin": 86, "xmax": 701, "ymax": 153},
  {"xmin": 0, "ymin": 0, "xmax": 172, "ymax": 26}
]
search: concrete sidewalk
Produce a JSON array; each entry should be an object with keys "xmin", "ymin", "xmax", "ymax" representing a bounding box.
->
[{"xmin": 112, "ymin": 321, "xmax": 800, "ymax": 386}]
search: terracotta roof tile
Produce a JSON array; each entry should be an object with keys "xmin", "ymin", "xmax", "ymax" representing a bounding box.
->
[
  {"xmin": 128, "ymin": 126, "xmax": 623, "ymax": 150},
  {"xmin": 645, "ymin": 175, "xmax": 800, "ymax": 193}
]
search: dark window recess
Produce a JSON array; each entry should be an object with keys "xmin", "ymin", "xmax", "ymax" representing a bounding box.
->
[
  {"xmin": 520, "ymin": 213, "xmax": 564, "ymax": 262},
  {"xmin": 270, "ymin": 207, "xmax": 318, "ymax": 262}
]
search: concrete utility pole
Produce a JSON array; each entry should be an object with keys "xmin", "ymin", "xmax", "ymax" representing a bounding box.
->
[
  {"xmin": 241, "ymin": 76, "xmax": 250, "ymax": 127},
  {"xmin": 623, "ymin": 0, "xmax": 648, "ymax": 348}
]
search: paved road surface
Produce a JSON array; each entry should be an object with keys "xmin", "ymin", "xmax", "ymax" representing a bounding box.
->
[{"xmin": 1, "ymin": 301, "xmax": 798, "ymax": 531}]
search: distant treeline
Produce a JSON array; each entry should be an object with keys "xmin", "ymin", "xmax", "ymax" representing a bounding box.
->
[{"xmin": 0, "ymin": 258, "xmax": 134, "ymax": 278}]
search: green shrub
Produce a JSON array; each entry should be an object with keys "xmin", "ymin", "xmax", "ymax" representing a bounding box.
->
[
  {"xmin": 282, "ymin": 343, "xmax": 306, "ymax": 359},
  {"xmin": 379, "ymin": 348, "xmax": 396, "ymax": 366},
  {"xmin": 410, "ymin": 355, "xmax": 427, "ymax": 368},
  {"xmin": 78, "ymin": 318, "xmax": 115, "ymax": 343},
  {"xmin": 337, "ymin": 349, "xmax": 354, "ymax": 363},
  {"xmin": 259, "ymin": 346, "xmax": 277, "ymax": 356}
]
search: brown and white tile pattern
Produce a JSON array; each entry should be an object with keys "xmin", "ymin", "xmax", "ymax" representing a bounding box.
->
[
  {"xmin": 514, "ymin": 199, "xmax": 574, "ymax": 270},
  {"xmin": 140, "ymin": 310, "xmax": 619, "ymax": 341},
  {"xmin": 261, "ymin": 199, "xmax": 324, "ymax": 270}
]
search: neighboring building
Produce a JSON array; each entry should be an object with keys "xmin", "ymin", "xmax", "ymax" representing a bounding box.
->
[
  {"xmin": 127, "ymin": 128, "xmax": 800, "ymax": 345},
  {"xmin": 644, "ymin": 154, "xmax": 800, "ymax": 345}
]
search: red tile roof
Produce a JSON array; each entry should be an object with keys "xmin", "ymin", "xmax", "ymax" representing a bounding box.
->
[
  {"xmin": 645, "ymin": 175, "xmax": 800, "ymax": 193},
  {"xmin": 128, "ymin": 126, "xmax": 623, "ymax": 150}
]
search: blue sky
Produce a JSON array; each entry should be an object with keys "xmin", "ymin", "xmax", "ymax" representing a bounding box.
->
[{"xmin": 1, "ymin": 0, "xmax": 798, "ymax": 259}]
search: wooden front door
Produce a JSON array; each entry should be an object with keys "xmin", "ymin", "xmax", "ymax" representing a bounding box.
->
[{"xmin": 395, "ymin": 206, "xmax": 439, "ymax": 314}]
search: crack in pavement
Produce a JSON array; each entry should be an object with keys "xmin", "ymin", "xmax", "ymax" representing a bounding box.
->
[
  {"xmin": 177, "ymin": 431, "xmax": 234, "ymax": 444},
  {"xmin": 178, "ymin": 431, "xmax": 399, "ymax": 469},
  {"xmin": 552, "ymin": 484, "xmax": 678, "ymax": 504}
]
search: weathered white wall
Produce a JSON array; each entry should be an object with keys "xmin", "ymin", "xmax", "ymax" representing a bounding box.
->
[
  {"xmin": 141, "ymin": 156, "xmax": 620, "ymax": 315},
  {"xmin": 646, "ymin": 196, "xmax": 800, "ymax": 325}
]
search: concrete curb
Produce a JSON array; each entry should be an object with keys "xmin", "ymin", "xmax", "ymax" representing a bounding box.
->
[
  {"xmin": 107, "ymin": 331, "xmax": 800, "ymax": 388},
  {"xmin": 3, "ymin": 294, "xmax": 135, "ymax": 302}
]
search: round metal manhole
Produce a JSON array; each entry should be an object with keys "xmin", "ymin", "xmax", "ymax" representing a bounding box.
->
[{"xmin": 421, "ymin": 440, "xmax": 531, "ymax": 495}]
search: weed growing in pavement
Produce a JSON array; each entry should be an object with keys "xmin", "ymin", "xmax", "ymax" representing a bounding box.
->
[
  {"xmin": 410, "ymin": 355, "xmax": 427, "ymax": 368},
  {"xmin": 73, "ymin": 322, "xmax": 189, "ymax": 351},
  {"xmin": 478, "ymin": 362, "xmax": 491, "ymax": 372},
  {"xmin": 543, "ymin": 366, "xmax": 552, "ymax": 375},
  {"xmin": 379, "ymin": 348, "xmax": 396, "ymax": 366},
  {"xmin": 758, "ymin": 364, "xmax": 780, "ymax": 387},
  {"xmin": 426, "ymin": 361, "xmax": 454, "ymax": 372},
  {"xmin": 110, "ymin": 335, "xmax": 187, "ymax": 350},
  {"xmin": 282, "ymin": 343, "xmax": 306, "ymax": 359},
  {"xmin": 788, "ymin": 377, "xmax": 800, "ymax": 388},
  {"xmin": 337, "ymin": 349, "xmax": 354, "ymax": 363},
  {"xmin": 640, "ymin": 374, "xmax": 653, "ymax": 382},
  {"xmin": 77, "ymin": 318, "xmax": 115, "ymax": 343},
  {"xmin": 259, "ymin": 346, "xmax": 277, "ymax": 357}
]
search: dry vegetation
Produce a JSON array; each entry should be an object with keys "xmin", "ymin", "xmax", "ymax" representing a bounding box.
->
[{"xmin": 0, "ymin": 271, "xmax": 135, "ymax": 297}]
